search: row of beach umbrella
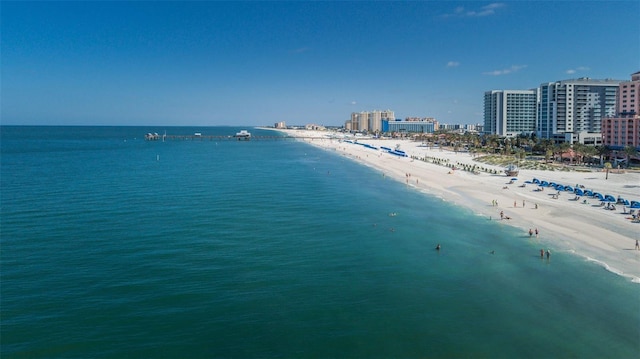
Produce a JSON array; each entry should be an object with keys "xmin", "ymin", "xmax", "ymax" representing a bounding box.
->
[{"xmin": 527, "ymin": 178, "xmax": 639, "ymax": 208}]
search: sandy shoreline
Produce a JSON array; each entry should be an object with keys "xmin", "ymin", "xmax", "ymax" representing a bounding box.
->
[{"xmin": 268, "ymin": 128, "xmax": 640, "ymax": 283}]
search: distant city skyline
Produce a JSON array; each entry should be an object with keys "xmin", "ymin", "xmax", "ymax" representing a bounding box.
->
[{"xmin": 2, "ymin": 1, "xmax": 639, "ymax": 126}]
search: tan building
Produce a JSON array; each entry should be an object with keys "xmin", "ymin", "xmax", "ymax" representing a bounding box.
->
[{"xmin": 346, "ymin": 110, "xmax": 395, "ymax": 132}]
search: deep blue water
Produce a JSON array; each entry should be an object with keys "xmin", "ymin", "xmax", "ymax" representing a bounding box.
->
[{"xmin": 1, "ymin": 126, "xmax": 639, "ymax": 358}]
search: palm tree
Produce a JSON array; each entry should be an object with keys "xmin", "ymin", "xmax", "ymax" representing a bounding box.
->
[
  {"xmin": 622, "ymin": 146, "xmax": 638, "ymax": 168},
  {"xmin": 595, "ymin": 146, "xmax": 611, "ymax": 167},
  {"xmin": 604, "ymin": 162, "xmax": 612, "ymax": 180},
  {"xmin": 582, "ymin": 145, "xmax": 597, "ymax": 166},
  {"xmin": 572, "ymin": 143, "xmax": 586, "ymax": 165},
  {"xmin": 557, "ymin": 142, "xmax": 571, "ymax": 164},
  {"xmin": 545, "ymin": 148, "xmax": 553, "ymax": 163}
]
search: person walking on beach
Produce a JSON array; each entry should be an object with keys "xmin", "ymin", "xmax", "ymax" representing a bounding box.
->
[{"xmin": 636, "ymin": 240, "xmax": 639, "ymax": 250}]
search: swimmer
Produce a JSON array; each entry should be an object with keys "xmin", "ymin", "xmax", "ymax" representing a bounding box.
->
[{"xmin": 435, "ymin": 244, "xmax": 441, "ymax": 250}]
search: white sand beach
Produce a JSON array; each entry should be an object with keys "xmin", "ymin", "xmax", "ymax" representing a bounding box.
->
[{"xmin": 272, "ymin": 129, "xmax": 640, "ymax": 283}]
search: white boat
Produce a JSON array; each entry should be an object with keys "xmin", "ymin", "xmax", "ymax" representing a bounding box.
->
[{"xmin": 234, "ymin": 130, "xmax": 251, "ymax": 140}]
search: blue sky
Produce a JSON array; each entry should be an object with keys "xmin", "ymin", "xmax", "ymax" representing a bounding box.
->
[{"xmin": 2, "ymin": 1, "xmax": 639, "ymax": 126}]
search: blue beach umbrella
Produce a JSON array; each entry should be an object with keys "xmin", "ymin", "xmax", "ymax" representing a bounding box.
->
[
  {"xmin": 511, "ymin": 178, "xmax": 518, "ymax": 181},
  {"xmin": 564, "ymin": 186, "xmax": 574, "ymax": 192},
  {"xmin": 532, "ymin": 178, "xmax": 540, "ymax": 184},
  {"xmin": 593, "ymin": 193, "xmax": 604, "ymax": 201},
  {"xmin": 604, "ymin": 195, "xmax": 616, "ymax": 203},
  {"xmin": 574, "ymin": 188, "xmax": 584, "ymax": 196}
]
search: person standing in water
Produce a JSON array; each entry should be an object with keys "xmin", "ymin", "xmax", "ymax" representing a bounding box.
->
[
  {"xmin": 546, "ymin": 250, "xmax": 551, "ymax": 259},
  {"xmin": 540, "ymin": 249, "xmax": 544, "ymax": 258},
  {"xmin": 529, "ymin": 229, "xmax": 533, "ymax": 237},
  {"xmin": 435, "ymin": 244, "xmax": 441, "ymax": 251}
]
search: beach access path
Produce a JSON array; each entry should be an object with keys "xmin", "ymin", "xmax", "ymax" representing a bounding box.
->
[{"xmin": 273, "ymin": 129, "xmax": 640, "ymax": 283}]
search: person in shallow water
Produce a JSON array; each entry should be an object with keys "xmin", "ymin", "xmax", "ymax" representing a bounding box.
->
[{"xmin": 435, "ymin": 244, "xmax": 441, "ymax": 250}]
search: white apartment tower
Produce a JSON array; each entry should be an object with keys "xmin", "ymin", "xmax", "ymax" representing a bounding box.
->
[
  {"xmin": 483, "ymin": 90, "xmax": 538, "ymax": 137},
  {"xmin": 538, "ymin": 77, "xmax": 620, "ymax": 144}
]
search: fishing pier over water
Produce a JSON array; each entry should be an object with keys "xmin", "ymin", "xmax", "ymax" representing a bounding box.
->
[{"xmin": 144, "ymin": 133, "xmax": 328, "ymax": 141}]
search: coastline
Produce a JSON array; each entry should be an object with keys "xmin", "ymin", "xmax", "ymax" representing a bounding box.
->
[{"xmin": 268, "ymin": 128, "xmax": 640, "ymax": 283}]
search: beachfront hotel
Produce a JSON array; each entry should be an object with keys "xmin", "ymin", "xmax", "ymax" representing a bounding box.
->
[
  {"xmin": 483, "ymin": 89, "xmax": 538, "ymax": 137},
  {"xmin": 484, "ymin": 77, "xmax": 624, "ymax": 145},
  {"xmin": 384, "ymin": 118, "xmax": 438, "ymax": 134},
  {"xmin": 537, "ymin": 77, "xmax": 621, "ymax": 145},
  {"xmin": 602, "ymin": 71, "xmax": 640, "ymax": 151}
]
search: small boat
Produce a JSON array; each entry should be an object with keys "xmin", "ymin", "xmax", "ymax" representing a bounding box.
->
[
  {"xmin": 504, "ymin": 164, "xmax": 519, "ymax": 176},
  {"xmin": 234, "ymin": 130, "xmax": 251, "ymax": 140}
]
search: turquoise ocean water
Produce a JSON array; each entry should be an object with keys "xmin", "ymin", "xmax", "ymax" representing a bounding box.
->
[{"xmin": 1, "ymin": 126, "xmax": 639, "ymax": 358}]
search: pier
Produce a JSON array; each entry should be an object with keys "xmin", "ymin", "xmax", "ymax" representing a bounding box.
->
[{"xmin": 144, "ymin": 134, "xmax": 329, "ymax": 141}]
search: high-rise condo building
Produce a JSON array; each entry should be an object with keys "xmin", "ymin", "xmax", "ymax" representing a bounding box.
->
[
  {"xmin": 538, "ymin": 77, "xmax": 620, "ymax": 145},
  {"xmin": 347, "ymin": 110, "xmax": 395, "ymax": 132},
  {"xmin": 483, "ymin": 90, "xmax": 538, "ymax": 137}
]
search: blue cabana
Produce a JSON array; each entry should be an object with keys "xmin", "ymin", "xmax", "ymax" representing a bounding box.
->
[
  {"xmin": 593, "ymin": 193, "xmax": 604, "ymax": 200},
  {"xmin": 564, "ymin": 185, "xmax": 574, "ymax": 192},
  {"xmin": 630, "ymin": 201, "xmax": 640, "ymax": 209},
  {"xmin": 532, "ymin": 178, "xmax": 541, "ymax": 184},
  {"xmin": 604, "ymin": 195, "xmax": 617, "ymax": 203},
  {"xmin": 541, "ymin": 181, "xmax": 550, "ymax": 187},
  {"xmin": 555, "ymin": 185, "xmax": 565, "ymax": 191},
  {"xmin": 584, "ymin": 190, "xmax": 594, "ymax": 196},
  {"xmin": 574, "ymin": 188, "xmax": 584, "ymax": 196}
]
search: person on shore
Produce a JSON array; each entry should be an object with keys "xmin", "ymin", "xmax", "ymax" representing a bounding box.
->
[
  {"xmin": 514, "ymin": 201, "xmax": 517, "ymax": 207},
  {"xmin": 500, "ymin": 211, "xmax": 504, "ymax": 219},
  {"xmin": 523, "ymin": 200, "xmax": 526, "ymax": 208},
  {"xmin": 636, "ymin": 240, "xmax": 639, "ymax": 250},
  {"xmin": 529, "ymin": 229, "xmax": 533, "ymax": 237}
]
